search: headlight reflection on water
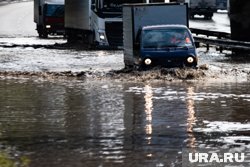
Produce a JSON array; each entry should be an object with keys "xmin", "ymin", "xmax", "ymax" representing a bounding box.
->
[
  {"xmin": 186, "ymin": 87, "xmax": 197, "ymax": 148},
  {"xmin": 144, "ymin": 85, "xmax": 153, "ymax": 145}
]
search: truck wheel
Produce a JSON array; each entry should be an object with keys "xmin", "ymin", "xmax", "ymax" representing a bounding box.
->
[
  {"xmin": 86, "ymin": 32, "xmax": 96, "ymax": 49},
  {"xmin": 205, "ymin": 14, "xmax": 213, "ymax": 20},
  {"xmin": 41, "ymin": 33, "xmax": 48, "ymax": 38},
  {"xmin": 189, "ymin": 14, "xmax": 194, "ymax": 19},
  {"xmin": 207, "ymin": 15, "xmax": 212, "ymax": 20},
  {"xmin": 38, "ymin": 30, "xmax": 48, "ymax": 38},
  {"xmin": 38, "ymin": 32, "xmax": 43, "ymax": 38},
  {"xmin": 66, "ymin": 31, "xmax": 77, "ymax": 43},
  {"xmin": 37, "ymin": 25, "xmax": 48, "ymax": 38},
  {"xmin": 209, "ymin": 13, "xmax": 214, "ymax": 19}
]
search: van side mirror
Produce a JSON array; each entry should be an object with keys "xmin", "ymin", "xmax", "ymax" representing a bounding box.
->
[{"xmin": 135, "ymin": 42, "xmax": 140, "ymax": 50}]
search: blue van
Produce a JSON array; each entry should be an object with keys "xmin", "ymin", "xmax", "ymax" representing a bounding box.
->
[{"xmin": 128, "ymin": 24, "xmax": 198, "ymax": 69}]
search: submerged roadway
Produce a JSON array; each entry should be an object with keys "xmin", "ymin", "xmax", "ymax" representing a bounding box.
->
[{"xmin": 1, "ymin": 1, "xmax": 250, "ymax": 167}]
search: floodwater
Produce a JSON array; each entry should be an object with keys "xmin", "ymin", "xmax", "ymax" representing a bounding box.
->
[
  {"xmin": 0, "ymin": 78, "xmax": 250, "ymax": 167},
  {"xmin": 0, "ymin": 1, "xmax": 250, "ymax": 167}
]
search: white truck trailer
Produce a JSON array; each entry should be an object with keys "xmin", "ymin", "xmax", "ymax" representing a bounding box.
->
[
  {"xmin": 185, "ymin": 0, "xmax": 217, "ymax": 19},
  {"xmin": 34, "ymin": 0, "xmax": 65, "ymax": 38},
  {"xmin": 64, "ymin": 0, "xmax": 146, "ymax": 48}
]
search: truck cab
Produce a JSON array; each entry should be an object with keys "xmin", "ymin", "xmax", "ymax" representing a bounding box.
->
[
  {"xmin": 42, "ymin": 3, "xmax": 64, "ymax": 37},
  {"xmin": 65, "ymin": 0, "xmax": 146, "ymax": 48},
  {"xmin": 136, "ymin": 25, "xmax": 198, "ymax": 68},
  {"xmin": 34, "ymin": 0, "xmax": 65, "ymax": 38}
]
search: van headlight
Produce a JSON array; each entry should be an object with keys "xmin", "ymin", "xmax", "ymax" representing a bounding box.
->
[
  {"xmin": 187, "ymin": 57, "xmax": 194, "ymax": 63},
  {"xmin": 46, "ymin": 25, "xmax": 51, "ymax": 29},
  {"xmin": 144, "ymin": 58, "xmax": 152, "ymax": 65}
]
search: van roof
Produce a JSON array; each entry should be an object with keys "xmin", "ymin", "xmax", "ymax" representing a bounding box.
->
[{"xmin": 142, "ymin": 24, "xmax": 188, "ymax": 30}]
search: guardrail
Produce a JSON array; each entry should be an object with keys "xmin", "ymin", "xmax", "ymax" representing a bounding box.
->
[
  {"xmin": 190, "ymin": 28, "xmax": 231, "ymax": 39},
  {"xmin": 190, "ymin": 28, "xmax": 250, "ymax": 52},
  {"xmin": 194, "ymin": 36, "xmax": 250, "ymax": 51}
]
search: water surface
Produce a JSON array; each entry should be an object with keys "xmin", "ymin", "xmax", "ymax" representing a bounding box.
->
[{"xmin": 0, "ymin": 78, "xmax": 250, "ymax": 166}]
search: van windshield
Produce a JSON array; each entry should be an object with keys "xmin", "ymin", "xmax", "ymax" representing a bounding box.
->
[
  {"xmin": 142, "ymin": 28, "xmax": 194, "ymax": 49},
  {"xmin": 45, "ymin": 4, "xmax": 64, "ymax": 17}
]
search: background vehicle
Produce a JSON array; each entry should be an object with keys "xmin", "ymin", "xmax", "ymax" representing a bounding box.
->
[
  {"xmin": 216, "ymin": 0, "xmax": 228, "ymax": 10},
  {"xmin": 65, "ymin": 0, "xmax": 146, "ymax": 48},
  {"xmin": 184, "ymin": 0, "xmax": 217, "ymax": 19},
  {"xmin": 123, "ymin": 3, "xmax": 198, "ymax": 69},
  {"xmin": 34, "ymin": 0, "xmax": 65, "ymax": 38}
]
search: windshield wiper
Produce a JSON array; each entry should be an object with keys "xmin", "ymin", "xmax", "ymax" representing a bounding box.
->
[
  {"xmin": 161, "ymin": 45, "xmax": 190, "ymax": 50},
  {"xmin": 143, "ymin": 45, "xmax": 158, "ymax": 48},
  {"xmin": 160, "ymin": 45, "xmax": 178, "ymax": 48},
  {"xmin": 176, "ymin": 46, "xmax": 189, "ymax": 50}
]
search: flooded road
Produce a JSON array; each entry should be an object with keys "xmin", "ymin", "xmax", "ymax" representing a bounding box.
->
[
  {"xmin": 0, "ymin": 1, "xmax": 250, "ymax": 167},
  {"xmin": 0, "ymin": 78, "xmax": 250, "ymax": 167},
  {"xmin": 0, "ymin": 47, "xmax": 123, "ymax": 72}
]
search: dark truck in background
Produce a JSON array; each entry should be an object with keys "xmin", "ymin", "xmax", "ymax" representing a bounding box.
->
[
  {"xmin": 216, "ymin": 0, "xmax": 228, "ymax": 10},
  {"xmin": 158, "ymin": 0, "xmax": 217, "ymax": 19},
  {"xmin": 184, "ymin": 0, "xmax": 217, "ymax": 19},
  {"xmin": 34, "ymin": 0, "xmax": 64, "ymax": 38},
  {"xmin": 123, "ymin": 3, "xmax": 198, "ymax": 69}
]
